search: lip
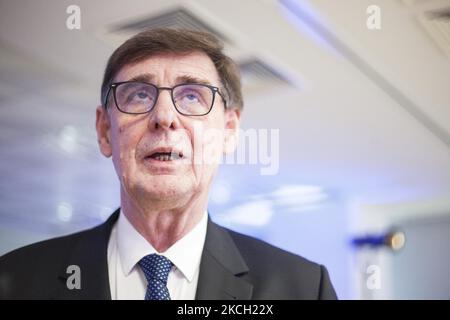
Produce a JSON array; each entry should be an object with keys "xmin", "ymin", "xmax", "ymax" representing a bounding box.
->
[
  {"xmin": 142, "ymin": 146, "xmax": 190, "ymax": 169},
  {"xmin": 144, "ymin": 147, "xmax": 184, "ymax": 159}
]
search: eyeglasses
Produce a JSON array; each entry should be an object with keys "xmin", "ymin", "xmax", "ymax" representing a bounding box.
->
[{"xmin": 104, "ymin": 81, "xmax": 227, "ymax": 116}]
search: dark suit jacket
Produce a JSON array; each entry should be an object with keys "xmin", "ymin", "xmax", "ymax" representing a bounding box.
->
[{"xmin": 0, "ymin": 209, "xmax": 337, "ymax": 299}]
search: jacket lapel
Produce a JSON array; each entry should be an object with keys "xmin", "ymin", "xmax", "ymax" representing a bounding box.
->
[
  {"xmin": 196, "ymin": 219, "xmax": 253, "ymax": 300},
  {"xmin": 53, "ymin": 209, "xmax": 119, "ymax": 299}
]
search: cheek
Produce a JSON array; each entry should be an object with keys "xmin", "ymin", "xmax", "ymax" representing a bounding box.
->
[
  {"xmin": 190, "ymin": 119, "xmax": 225, "ymax": 167},
  {"xmin": 111, "ymin": 123, "xmax": 139, "ymax": 177},
  {"xmin": 203, "ymin": 132, "xmax": 224, "ymax": 163}
]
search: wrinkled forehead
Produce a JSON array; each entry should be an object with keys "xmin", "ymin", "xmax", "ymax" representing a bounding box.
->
[{"xmin": 114, "ymin": 51, "xmax": 222, "ymax": 87}]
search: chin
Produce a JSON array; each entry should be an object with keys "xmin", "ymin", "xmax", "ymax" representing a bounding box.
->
[{"xmin": 140, "ymin": 177, "xmax": 193, "ymax": 200}]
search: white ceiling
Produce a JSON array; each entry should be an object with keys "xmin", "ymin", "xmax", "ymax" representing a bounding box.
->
[{"xmin": 1, "ymin": 0, "xmax": 450, "ymax": 237}]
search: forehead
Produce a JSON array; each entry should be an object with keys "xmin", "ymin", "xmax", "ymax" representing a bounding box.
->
[{"xmin": 114, "ymin": 51, "xmax": 221, "ymax": 85}]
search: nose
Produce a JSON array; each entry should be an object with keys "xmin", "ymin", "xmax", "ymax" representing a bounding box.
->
[{"xmin": 148, "ymin": 89, "xmax": 179, "ymax": 131}]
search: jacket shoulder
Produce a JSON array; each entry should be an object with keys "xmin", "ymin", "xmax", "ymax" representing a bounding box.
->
[
  {"xmin": 226, "ymin": 227, "xmax": 337, "ymax": 299},
  {"xmin": 0, "ymin": 224, "xmax": 105, "ymax": 299},
  {"xmin": 0, "ymin": 211, "xmax": 118, "ymax": 271},
  {"xmin": 227, "ymin": 228, "xmax": 320, "ymax": 274},
  {"xmin": 0, "ymin": 226, "xmax": 99, "ymax": 266}
]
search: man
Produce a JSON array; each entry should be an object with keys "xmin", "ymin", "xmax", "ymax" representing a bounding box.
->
[{"xmin": 0, "ymin": 28, "xmax": 337, "ymax": 300}]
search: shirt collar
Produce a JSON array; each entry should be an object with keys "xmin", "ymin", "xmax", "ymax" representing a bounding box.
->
[{"xmin": 117, "ymin": 209, "xmax": 208, "ymax": 283}]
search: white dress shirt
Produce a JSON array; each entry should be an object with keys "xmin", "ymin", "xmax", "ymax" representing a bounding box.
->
[{"xmin": 107, "ymin": 210, "xmax": 208, "ymax": 300}]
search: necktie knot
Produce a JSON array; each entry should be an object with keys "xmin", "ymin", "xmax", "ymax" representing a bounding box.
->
[{"xmin": 138, "ymin": 254, "xmax": 173, "ymax": 300}]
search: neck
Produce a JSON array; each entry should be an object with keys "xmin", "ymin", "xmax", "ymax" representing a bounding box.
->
[{"xmin": 120, "ymin": 189, "xmax": 208, "ymax": 252}]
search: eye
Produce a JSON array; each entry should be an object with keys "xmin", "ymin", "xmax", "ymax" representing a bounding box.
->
[
  {"xmin": 127, "ymin": 90, "xmax": 153, "ymax": 104},
  {"xmin": 135, "ymin": 91, "xmax": 149, "ymax": 100},
  {"xmin": 180, "ymin": 91, "xmax": 200, "ymax": 103},
  {"xmin": 173, "ymin": 84, "xmax": 211, "ymax": 113}
]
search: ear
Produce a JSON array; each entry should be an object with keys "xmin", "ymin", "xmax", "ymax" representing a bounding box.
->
[
  {"xmin": 223, "ymin": 108, "xmax": 241, "ymax": 154},
  {"xmin": 95, "ymin": 105, "xmax": 112, "ymax": 157}
]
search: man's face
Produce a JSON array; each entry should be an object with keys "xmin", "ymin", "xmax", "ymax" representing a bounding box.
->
[{"xmin": 96, "ymin": 51, "xmax": 240, "ymax": 207}]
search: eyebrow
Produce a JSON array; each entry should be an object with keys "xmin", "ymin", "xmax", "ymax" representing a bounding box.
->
[
  {"xmin": 123, "ymin": 73, "xmax": 214, "ymax": 86},
  {"xmin": 126, "ymin": 73, "xmax": 155, "ymax": 83},
  {"xmin": 175, "ymin": 75, "xmax": 212, "ymax": 86}
]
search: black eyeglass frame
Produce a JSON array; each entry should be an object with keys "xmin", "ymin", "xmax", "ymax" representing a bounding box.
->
[{"xmin": 104, "ymin": 81, "xmax": 228, "ymax": 116}]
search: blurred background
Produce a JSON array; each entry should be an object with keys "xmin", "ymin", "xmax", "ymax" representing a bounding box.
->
[{"xmin": 1, "ymin": 0, "xmax": 449, "ymax": 299}]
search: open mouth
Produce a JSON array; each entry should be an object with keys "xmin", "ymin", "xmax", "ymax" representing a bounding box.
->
[{"xmin": 146, "ymin": 151, "xmax": 184, "ymax": 161}]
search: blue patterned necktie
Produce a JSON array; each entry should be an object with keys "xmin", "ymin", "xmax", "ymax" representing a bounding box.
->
[{"xmin": 138, "ymin": 254, "xmax": 173, "ymax": 300}]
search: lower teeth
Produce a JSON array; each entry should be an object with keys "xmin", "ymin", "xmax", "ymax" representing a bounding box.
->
[{"xmin": 149, "ymin": 152, "xmax": 184, "ymax": 161}]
